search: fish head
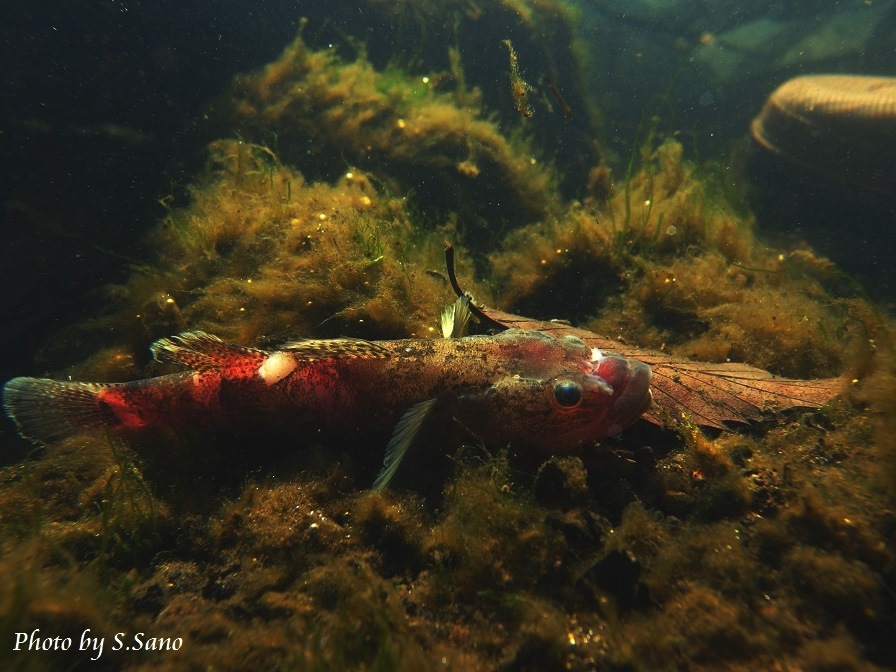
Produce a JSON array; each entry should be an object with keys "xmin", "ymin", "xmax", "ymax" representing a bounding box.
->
[
  {"xmin": 459, "ymin": 334, "xmax": 652, "ymax": 451},
  {"xmin": 536, "ymin": 355, "xmax": 652, "ymax": 450}
]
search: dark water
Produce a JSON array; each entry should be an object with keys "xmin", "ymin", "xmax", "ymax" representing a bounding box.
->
[
  {"xmin": 2, "ymin": 2, "xmax": 895, "ymax": 670},
  {"xmin": 1, "ymin": 1, "xmax": 303, "ymax": 387}
]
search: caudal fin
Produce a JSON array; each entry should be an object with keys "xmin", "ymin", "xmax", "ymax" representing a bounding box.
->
[{"xmin": 3, "ymin": 377, "xmax": 113, "ymax": 446}]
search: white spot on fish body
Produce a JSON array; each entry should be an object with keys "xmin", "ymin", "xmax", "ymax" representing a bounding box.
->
[
  {"xmin": 590, "ymin": 347, "xmax": 603, "ymax": 362},
  {"xmin": 258, "ymin": 351, "xmax": 296, "ymax": 385}
]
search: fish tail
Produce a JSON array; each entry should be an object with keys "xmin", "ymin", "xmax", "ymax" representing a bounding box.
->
[{"xmin": 3, "ymin": 377, "xmax": 114, "ymax": 446}]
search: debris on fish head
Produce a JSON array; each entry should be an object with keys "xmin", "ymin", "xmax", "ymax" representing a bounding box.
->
[{"xmin": 456, "ymin": 331, "xmax": 653, "ymax": 452}]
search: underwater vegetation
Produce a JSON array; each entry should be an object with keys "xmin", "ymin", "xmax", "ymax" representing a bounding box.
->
[
  {"xmin": 3, "ymin": 129, "xmax": 894, "ymax": 670},
  {"xmin": 269, "ymin": 0, "xmax": 600, "ymax": 193},
  {"xmin": 31, "ymin": 137, "xmax": 475, "ymax": 380},
  {"xmin": 217, "ymin": 30, "xmax": 559, "ymax": 241},
  {"xmin": 491, "ymin": 138, "xmax": 856, "ymax": 380},
  {"xmin": 2, "ymin": 13, "xmax": 896, "ymax": 672}
]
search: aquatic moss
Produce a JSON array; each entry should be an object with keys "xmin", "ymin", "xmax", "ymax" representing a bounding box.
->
[
  {"xmin": 490, "ymin": 139, "xmax": 854, "ymax": 379},
  {"xmin": 0, "ymin": 436, "xmax": 167, "ymax": 569},
  {"xmin": 784, "ymin": 547, "xmax": 882, "ymax": 626},
  {"xmin": 425, "ymin": 451, "xmax": 557, "ymax": 601},
  {"xmin": 295, "ymin": 559, "xmax": 430, "ymax": 671},
  {"xmin": 350, "ymin": 491, "xmax": 428, "ymax": 577},
  {"xmin": 222, "ymin": 31, "xmax": 559, "ymax": 238},
  {"xmin": 0, "ymin": 434, "xmax": 174, "ymax": 670},
  {"xmin": 34, "ymin": 138, "xmax": 475, "ymax": 376},
  {"xmin": 0, "ymin": 540, "xmax": 123, "ymax": 671},
  {"xmin": 637, "ymin": 583, "xmax": 758, "ymax": 664}
]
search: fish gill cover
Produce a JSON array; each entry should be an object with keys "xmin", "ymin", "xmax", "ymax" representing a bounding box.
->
[{"xmin": 1, "ymin": 2, "xmax": 895, "ymax": 671}]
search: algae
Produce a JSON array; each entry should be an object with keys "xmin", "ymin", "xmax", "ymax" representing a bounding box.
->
[
  {"xmin": 33, "ymin": 137, "xmax": 475, "ymax": 379},
  {"xmin": 219, "ymin": 31, "xmax": 559, "ymax": 240},
  {"xmin": 491, "ymin": 138, "xmax": 855, "ymax": 379}
]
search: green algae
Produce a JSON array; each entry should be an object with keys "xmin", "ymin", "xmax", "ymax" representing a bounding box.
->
[
  {"xmin": 34, "ymin": 137, "xmax": 475, "ymax": 378},
  {"xmin": 269, "ymin": 0, "xmax": 603, "ymax": 191}
]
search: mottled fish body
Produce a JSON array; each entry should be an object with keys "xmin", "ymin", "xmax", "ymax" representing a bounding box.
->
[{"xmin": 3, "ymin": 329, "xmax": 652, "ymax": 489}]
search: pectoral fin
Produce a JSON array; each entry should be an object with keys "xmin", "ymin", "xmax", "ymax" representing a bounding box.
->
[{"xmin": 372, "ymin": 398, "xmax": 438, "ymax": 491}]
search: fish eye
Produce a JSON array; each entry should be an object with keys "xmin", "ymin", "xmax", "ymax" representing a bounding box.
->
[{"xmin": 553, "ymin": 380, "xmax": 582, "ymax": 407}]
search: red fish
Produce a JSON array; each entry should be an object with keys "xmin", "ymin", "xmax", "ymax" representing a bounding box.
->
[{"xmin": 3, "ymin": 328, "xmax": 652, "ymax": 488}]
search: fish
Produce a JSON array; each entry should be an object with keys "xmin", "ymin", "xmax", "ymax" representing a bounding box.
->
[
  {"xmin": 541, "ymin": 75, "xmax": 574, "ymax": 119},
  {"xmin": 3, "ymin": 328, "xmax": 653, "ymax": 490}
]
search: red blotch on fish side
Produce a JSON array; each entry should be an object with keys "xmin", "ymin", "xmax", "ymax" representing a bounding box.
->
[{"xmin": 97, "ymin": 387, "xmax": 149, "ymax": 430}]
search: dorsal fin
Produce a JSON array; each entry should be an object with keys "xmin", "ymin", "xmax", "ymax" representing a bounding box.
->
[
  {"xmin": 279, "ymin": 338, "xmax": 391, "ymax": 361},
  {"xmin": 441, "ymin": 297, "xmax": 472, "ymax": 338},
  {"xmin": 151, "ymin": 331, "xmax": 267, "ymax": 371}
]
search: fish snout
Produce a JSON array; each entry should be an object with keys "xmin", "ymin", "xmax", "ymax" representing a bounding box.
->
[{"xmin": 593, "ymin": 356, "xmax": 653, "ymax": 435}]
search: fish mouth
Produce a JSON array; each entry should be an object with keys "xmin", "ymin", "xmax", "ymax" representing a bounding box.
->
[{"xmin": 593, "ymin": 356, "xmax": 653, "ymax": 435}]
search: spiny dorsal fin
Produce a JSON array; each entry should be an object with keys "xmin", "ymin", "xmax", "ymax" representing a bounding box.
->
[
  {"xmin": 151, "ymin": 331, "xmax": 267, "ymax": 371},
  {"xmin": 372, "ymin": 398, "xmax": 437, "ymax": 491},
  {"xmin": 279, "ymin": 338, "xmax": 391, "ymax": 361},
  {"xmin": 441, "ymin": 297, "xmax": 472, "ymax": 338}
]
